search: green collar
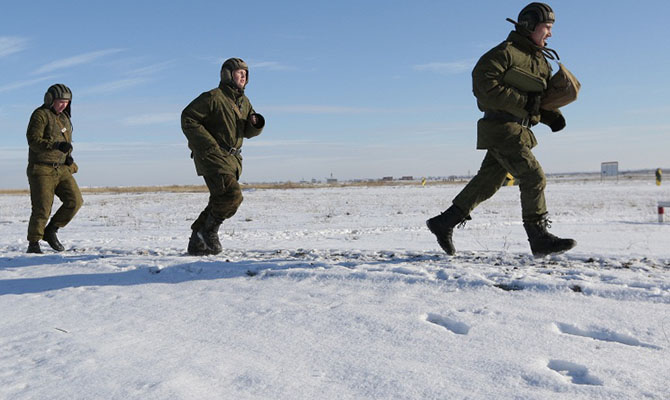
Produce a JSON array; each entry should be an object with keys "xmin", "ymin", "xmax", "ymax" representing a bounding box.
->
[
  {"xmin": 219, "ymin": 82, "xmax": 244, "ymax": 100},
  {"xmin": 507, "ymin": 30, "xmax": 542, "ymax": 54}
]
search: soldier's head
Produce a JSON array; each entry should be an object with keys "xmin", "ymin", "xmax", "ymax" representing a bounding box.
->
[
  {"xmin": 516, "ymin": 2, "xmax": 555, "ymax": 47},
  {"xmin": 220, "ymin": 58, "xmax": 249, "ymax": 90},
  {"xmin": 44, "ymin": 83, "xmax": 72, "ymax": 116}
]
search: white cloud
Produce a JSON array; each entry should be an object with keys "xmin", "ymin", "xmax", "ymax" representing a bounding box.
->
[
  {"xmin": 261, "ymin": 104, "xmax": 391, "ymax": 114},
  {"xmin": 413, "ymin": 59, "xmax": 475, "ymax": 74},
  {"xmin": 122, "ymin": 113, "xmax": 179, "ymax": 126},
  {"xmin": 0, "ymin": 36, "xmax": 28, "ymax": 57},
  {"xmin": 249, "ymin": 61, "xmax": 295, "ymax": 71},
  {"xmin": 0, "ymin": 75, "xmax": 56, "ymax": 93},
  {"xmin": 78, "ymin": 77, "xmax": 150, "ymax": 95},
  {"xmin": 33, "ymin": 49, "xmax": 124, "ymax": 75},
  {"xmin": 210, "ymin": 58, "xmax": 295, "ymax": 71},
  {"xmin": 126, "ymin": 60, "xmax": 175, "ymax": 76}
]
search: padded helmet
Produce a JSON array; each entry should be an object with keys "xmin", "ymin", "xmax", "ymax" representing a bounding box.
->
[
  {"xmin": 44, "ymin": 83, "xmax": 72, "ymax": 106},
  {"xmin": 220, "ymin": 57, "xmax": 249, "ymax": 89},
  {"xmin": 43, "ymin": 83, "xmax": 72, "ymax": 117},
  {"xmin": 517, "ymin": 3, "xmax": 555, "ymax": 33}
]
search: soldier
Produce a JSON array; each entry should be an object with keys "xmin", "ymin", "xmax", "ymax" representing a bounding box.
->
[
  {"xmin": 182, "ymin": 58, "xmax": 265, "ymax": 255},
  {"xmin": 427, "ymin": 3, "xmax": 576, "ymax": 257},
  {"xmin": 26, "ymin": 84, "xmax": 83, "ymax": 253}
]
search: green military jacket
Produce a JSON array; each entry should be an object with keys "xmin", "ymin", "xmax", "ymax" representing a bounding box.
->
[
  {"xmin": 26, "ymin": 107, "xmax": 72, "ymax": 164},
  {"xmin": 181, "ymin": 84, "xmax": 264, "ymax": 178},
  {"xmin": 472, "ymin": 31, "xmax": 563, "ymax": 150}
]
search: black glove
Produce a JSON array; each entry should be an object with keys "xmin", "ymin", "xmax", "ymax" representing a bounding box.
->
[
  {"xmin": 65, "ymin": 155, "xmax": 74, "ymax": 166},
  {"xmin": 550, "ymin": 115, "xmax": 566, "ymax": 132},
  {"xmin": 55, "ymin": 142, "xmax": 73, "ymax": 153},
  {"xmin": 250, "ymin": 113, "xmax": 265, "ymax": 129},
  {"xmin": 524, "ymin": 93, "xmax": 542, "ymax": 116}
]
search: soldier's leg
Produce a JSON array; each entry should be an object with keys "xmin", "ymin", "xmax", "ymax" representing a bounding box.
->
[
  {"xmin": 189, "ymin": 175, "xmax": 217, "ymax": 255},
  {"xmin": 191, "ymin": 175, "xmax": 243, "ymax": 231},
  {"xmin": 488, "ymin": 146, "xmax": 546, "ymax": 222},
  {"xmin": 205, "ymin": 174, "xmax": 243, "ymax": 220},
  {"xmin": 428, "ymin": 152, "xmax": 507, "ymax": 255},
  {"xmin": 190, "ymin": 174, "xmax": 243, "ymax": 255},
  {"xmin": 452, "ymin": 151, "xmax": 509, "ymax": 216},
  {"xmin": 191, "ymin": 207, "xmax": 211, "ymax": 232},
  {"xmin": 27, "ymin": 167, "xmax": 58, "ymax": 242},
  {"xmin": 188, "ymin": 202, "xmax": 211, "ymax": 256},
  {"xmin": 49, "ymin": 168, "xmax": 83, "ymax": 228},
  {"xmin": 490, "ymin": 147, "xmax": 575, "ymax": 255}
]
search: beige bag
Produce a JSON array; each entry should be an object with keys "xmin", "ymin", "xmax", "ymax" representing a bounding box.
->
[{"xmin": 541, "ymin": 62, "xmax": 581, "ymax": 110}]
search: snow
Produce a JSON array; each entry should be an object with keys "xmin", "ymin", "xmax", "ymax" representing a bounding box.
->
[{"xmin": 1, "ymin": 179, "xmax": 669, "ymax": 399}]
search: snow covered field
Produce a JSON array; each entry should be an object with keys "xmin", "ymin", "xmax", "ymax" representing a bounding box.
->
[{"xmin": 1, "ymin": 179, "xmax": 669, "ymax": 399}]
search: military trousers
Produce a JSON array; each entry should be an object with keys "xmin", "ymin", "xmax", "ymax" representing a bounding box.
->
[
  {"xmin": 452, "ymin": 144, "xmax": 547, "ymax": 223},
  {"xmin": 191, "ymin": 173, "xmax": 243, "ymax": 230},
  {"xmin": 27, "ymin": 163, "xmax": 83, "ymax": 242}
]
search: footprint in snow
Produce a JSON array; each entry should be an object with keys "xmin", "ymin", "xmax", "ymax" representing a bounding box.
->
[
  {"xmin": 554, "ymin": 322, "xmax": 661, "ymax": 350},
  {"xmin": 424, "ymin": 313, "xmax": 470, "ymax": 335},
  {"xmin": 547, "ymin": 359, "xmax": 603, "ymax": 386}
]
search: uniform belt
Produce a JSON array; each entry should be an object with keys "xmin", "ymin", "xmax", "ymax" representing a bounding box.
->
[
  {"xmin": 33, "ymin": 161, "xmax": 66, "ymax": 168},
  {"xmin": 220, "ymin": 144, "xmax": 241, "ymax": 156},
  {"xmin": 483, "ymin": 111, "xmax": 532, "ymax": 128}
]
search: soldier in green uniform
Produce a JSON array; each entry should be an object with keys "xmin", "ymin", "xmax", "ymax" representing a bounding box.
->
[
  {"xmin": 182, "ymin": 58, "xmax": 265, "ymax": 255},
  {"xmin": 427, "ymin": 3, "xmax": 576, "ymax": 257},
  {"xmin": 26, "ymin": 84, "xmax": 83, "ymax": 253}
]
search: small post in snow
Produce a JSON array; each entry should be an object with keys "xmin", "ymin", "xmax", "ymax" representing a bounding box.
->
[{"xmin": 658, "ymin": 201, "xmax": 670, "ymax": 223}]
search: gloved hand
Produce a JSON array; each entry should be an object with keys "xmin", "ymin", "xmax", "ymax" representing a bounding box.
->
[
  {"xmin": 65, "ymin": 155, "xmax": 74, "ymax": 166},
  {"xmin": 250, "ymin": 113, "xmax": 265, "ymax": 129},
  {"xmin": 524, "ymin": 93, "xmax": 542, "ymax": 116},
  {"xmin": 550, "ymin": 115, "xmax": 566, "ymax": 132},
  {"xmin": 55, "ymin": 142, "xmax": 73, "ymax": 153}
]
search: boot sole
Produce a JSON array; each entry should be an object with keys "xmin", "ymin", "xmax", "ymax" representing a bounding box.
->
[
  {"xmin": 531, "ymin": 242, "xmax": 577, "ymax": 257},
  {"xmin": 45, "ymin": 241, "xmax": 64, "ymax": 252},
  {"xmin": 426, "ymin": 220, "xmax": 456, "ymax": 256}
]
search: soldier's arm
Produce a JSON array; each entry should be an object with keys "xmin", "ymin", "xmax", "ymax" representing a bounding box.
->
[
  {"xmin": 472, "ymin": 47, "xmax": 528, "ymax": 119},
  {"xmin": 26, "ymin": 110, "xmax": 54, "ymax": 152},
  {"xmin": 181, "ymin": 93, "xmax": 223, "ymax": 158},
  {"xmin": 243, "ymin": 106, "xmax": 265, "ymax": 139}
]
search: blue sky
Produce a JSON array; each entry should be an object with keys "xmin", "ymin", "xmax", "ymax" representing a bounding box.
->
[{"xmin": 1, "ymin": 0, "xmax": 669, "ymax": 188}]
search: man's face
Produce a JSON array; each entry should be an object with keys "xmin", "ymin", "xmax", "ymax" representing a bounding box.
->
[
  {"xmin": 232, "ymin": 69, "xmax": 247, "ymax": 89},
  {"xmin": 530, "ymin": 22, "xmax": 553, "ymax": 47},
  {"xmin": 52, "ymin": 99, "xmax": 70, "ymax": 114}
]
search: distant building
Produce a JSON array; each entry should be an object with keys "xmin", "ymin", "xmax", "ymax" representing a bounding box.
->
[
  {"xmin": 601, "ymin": 161, "xmax": 619, "ymax": 180},
  {"xmin": 381, "ymin": 176, "xmax": 393, "ymax": 181},
  {"xmin": 400, "ymin": 176, "xmax": 413, "ymax": 181},
  {"xmin": 326, "ymin": 178, "xmax": 338, "ymax": 184}
]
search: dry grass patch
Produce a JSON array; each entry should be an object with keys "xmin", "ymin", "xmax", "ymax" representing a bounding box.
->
[{"xmin": 0, "ymin": 179, "xmax": 468, "ymax": 195}]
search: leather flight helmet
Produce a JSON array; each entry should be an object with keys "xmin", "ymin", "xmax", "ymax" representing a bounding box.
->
[
  {"xmin": 517, "ymin": 2, "xmax": 555, "ymax": 33},
  {"xmin": 220, "ymin": 57, "xmax": 249, "ymax": 88},
  {"xmin": 44, "ymin": 83, "xmax": 72, "ymax": 105},
  {"xmin": 44, "ymin": 83, "xmax": 72, "ymax": 117}
]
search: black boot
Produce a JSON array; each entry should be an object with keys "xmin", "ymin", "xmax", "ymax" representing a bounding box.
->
[
  {"xmin": 426, "ymin": 205, "xmax": 469, "ymax": 255},
  {"xmin": 201, "ymin": 212, "xmax": 223, "ymax": 255},
  {"xmin": 523, "ymin": 216, "xmax": 576, "ymax": 257},
  {"xmin": 44, "ymin": 223, "xmax": 65, "ymax": 252},
  {"xmin": 187, "ymin": 229, "xmax": 210, "ymax": 256},
  {"xmin": 27, "ymin": 241, "xmax": 42, "ymax": 254}
]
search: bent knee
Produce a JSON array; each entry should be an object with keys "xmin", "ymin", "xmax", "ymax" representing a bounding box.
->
[{"xmin": 65, "ymin": 194, "xmax": 84, "ymax": 212}]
